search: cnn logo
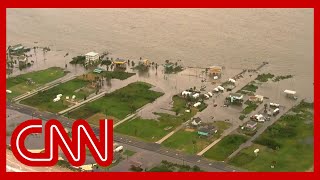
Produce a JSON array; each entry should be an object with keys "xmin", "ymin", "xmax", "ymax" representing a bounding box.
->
[{"xmin": 10, "ymin": 119, "xmax": 113, "ymax": 167}]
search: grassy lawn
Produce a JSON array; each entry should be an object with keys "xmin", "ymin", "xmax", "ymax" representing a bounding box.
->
[
  {"xmin": 21, "ymin": 78, "xmax": 92, "ymax": 113},
  {"xmin": 273, "ymin": 75, "xmax": 293, "ymax": 82},
  {"xmin": 162, "ymin": 121, "xmax": 231, "ymax": 154},
  {"xmin": 68, "ymin": 82, "xmax": 163, "ymax": 120},
  {"xmin": 6, "ymin": 67, "xmax": 67, "ymax": 99},
  {"xmin": 102, "ymin": 71, "xmax": 135, "ymax": 80},
  {"xmin": 203, "ymin": 134, "xmax": 248, "ymax": 161},
  {"xmin": 84, "ymin": 113, "xmax": 120, "ymax": 126},
  {"xmin": 255, "ymin": 73, "xmax": 274, "ymax": 82},
  {"xmin": 114, "ymin": 95, "xmax": 203, "ymax": 142},
  {"xmin": 241, "ymin": 101, "xmax": 259, "ymax": 115},
  {"xmin": 229, "ymin": 101, "xmax": 313, "ymax": 171},
  {"xmin": 241, "ymin": 83, "xmax": 258, "ymax": 93}
]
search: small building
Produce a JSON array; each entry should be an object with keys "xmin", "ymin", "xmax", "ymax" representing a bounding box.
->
[
  {"xmin": 229, "ymin": 93, "xmax": 243, "ymax": 104},
  {"xmin": 198, "ymin": 125, "xmax": 217, "ymax": 137},
  {"xmin": 245, "ymin": 121, "xmax": 258, "ymax": 131},
  {"xmin": 254, "ymin": 114, "xmax": 265, "ymax": 122},
  {"xmin": 78, "ymin": 163, "xmax": 96, "ymax": 172},
  {"xmin": 249, "ymin": 95, "xmax": 264, "ymax": 102},
  {"xmin": 191, "ymin": 117, "xmax": 202, "ymax": 126},
  {"xmin": 141, "ymin": 59, "xmax": 150, "ymax": 66},
  {"xmin": 208, "ymin": 66, "xmax": 222, "ymax": 77},
  {"xmin": 85, "ymin": 52, "xmax": 100, "ymax": 65},
  {"xmin": 93, "ymin": 68, "xmax": 103, "ymax": 74},
  {"xmin": 10, "ymin": 44, "xmax": 24, "ymax": 51},
  {"xmin": 284, "ymin": 89, "xmax": 297, "ymax": 99},
  {"xmin": 112, "ymin": 58, "xmax": 127, "ymax": 68}
]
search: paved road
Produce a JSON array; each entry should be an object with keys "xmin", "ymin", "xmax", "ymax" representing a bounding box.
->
[
  {"xmin": 6, "ymin": 101, "xmax": 242, "ymax": 172},
  {"xmin": 227, "ymin": 99, "xmax": 301, "ymax": 159}
]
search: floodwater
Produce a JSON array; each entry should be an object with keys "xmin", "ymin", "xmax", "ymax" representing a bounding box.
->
[{"xmin": 6, "ymin": 8, "xmax": 314, "ymax": 100}]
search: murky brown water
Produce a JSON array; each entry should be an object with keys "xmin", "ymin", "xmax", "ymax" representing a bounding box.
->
[{"xmin": 6, "ymin": 8, "xmax": 314, "ymax": 100}]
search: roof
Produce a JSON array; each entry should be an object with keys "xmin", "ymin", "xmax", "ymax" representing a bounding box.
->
[
  {"xmin": 93, "ymin": 68, "xmax": 103, "ymax": 73},
  {"xmin": 230, "ymin": 93, "xmax": 243, "ymax": 98},
  {"xmin": 85, "ymin": 52, "xmax": 99, "ymax": 56},
  {"xmin": 284, "ymin": 90, "xmax": 296, "ymax": 95},
  {"xmin": 198, "ymin": 125, "xmax": 216, "ymax": 133},
  {"xmin": 78, "ymin": 164, "xmax": 96, "ymax": 171},
  {"xmin": 246, "ymin": 120, "xmax": 257, "ymax": 126},
  {"xmin": 11, "ymin": 44, "xmax": 24, "ymax": 51},
  {"xmin": 113, "ymin": 58, "xmax": 127, "ymax": 64},
  {"xmin": 209, "ymin": 66, "xmax": 222, "ymax": 73},
  {"xmin": 192, "ymin": 117, "xmax": 202, "ymax": 123}
]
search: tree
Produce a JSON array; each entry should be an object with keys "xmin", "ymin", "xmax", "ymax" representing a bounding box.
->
[
  {"xmin": 264, "ymin": 103, "xmax": 268, "ymax": 113},
  {"xmin": 131, "ymin": 61, "xmax": 135, "ymax": 67}
]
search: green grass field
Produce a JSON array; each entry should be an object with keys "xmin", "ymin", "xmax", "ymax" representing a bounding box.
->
[
  {"xmin": 114, "ymin": 95, "xmax": 203, "ymax": 142},
  {"xmin": 20, "ymin": 78, "xmax": 92, "ymax": 113},
  {"xmin": 162, "ymin": 121, "xmax": 231, "ymax": 154},
  {"xmin": 255, "ymin": 73, "xmax": 275, "ymax": 82},
  {"xmin": 103, "ymin": 71, "xmax": 135, "ymax": 80},
  {"xmin": 6, "ymin": 67, "xmax": 67, "ymax": 99},
  {"xmin": 203, "ymin": 134, "xmax": 248, "ymax": 161},
  {"xmin": 241, "ymin": 101, "xmax": 259, "ymax": 115},
  {"xmin": 68, "ymin": 82, "xmax": 163, "ymax": 120},
  {"xmin": 229, "ymin": 101, "xmax": 313, "ymax": 171}
]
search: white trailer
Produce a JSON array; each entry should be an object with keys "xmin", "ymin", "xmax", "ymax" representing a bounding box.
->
[
  {"xmin": 114, "ymin": 146, "xmax": 123, "ymax": 152},
  {"xmin": 193, "ymin": 102, "xmax": 201, "ymax": 107}
]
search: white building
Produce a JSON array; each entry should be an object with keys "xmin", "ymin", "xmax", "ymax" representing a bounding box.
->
[{"xmin": 85, "ymin": 52, "xmax": 99, "ymax": 65}]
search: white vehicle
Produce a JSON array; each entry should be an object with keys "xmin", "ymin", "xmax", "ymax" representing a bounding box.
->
[
  {"xmin": 181, "ymin": 91, "xmax": 192, "ymax": 96},
  {"xmin": 255, "ymin": 114, "xmax": 265, "ymax": 122},
  {"xmin": 57, "ymin": 94, "xmax": 63, "ymax": 98},
  {"xmin": 214, "ymin": 88, "xmax": 219, "ymax": 92},
  {"xmin": 53, "ymin": 97, "xmax": 60, "ymax": 102},
  {"xmin": 217, "ymin": 86, "xmax": 224, "ymax": 91},
  {"xmin": 208, "ymin": 92, "xmax": 213, "ymax": 97},
  {"xmin": 192, "ymin": 93, "xmax": 200, "ymax": 99},
  {"xmin": 6, "ymin": 90, "xmax": 12, "ymax": 94},
  {"xmin": 273, "ymin": 108, "xmax": 280, "ymax": 116},
  {"xmin": 213, "ymin": 76, "xmax": 218, "ymax": 80},
  {"xmin": 269, "ymin": 103, "xmax": 280, "ymax": 108},
  {"xmin": 66, "ymin": 96, "xmax": 69, "ymax": 100},
  {"xmin": 228, "ymin": 78, "xmax": 236, "ymax": 83},
  {"xmin": 114, "ymin": 146, "xmax": 123, "ymax": 152},
  {"xmin": 193, "ymin": 102, "xmax": 201, "ymax": 107},
  {"xmin": 72, "ymin": 95, "xmax": 76, "ymax": 99},
  {"xmin": 204, "ymin": 94, "xmax": 210, "ymax": 99}
]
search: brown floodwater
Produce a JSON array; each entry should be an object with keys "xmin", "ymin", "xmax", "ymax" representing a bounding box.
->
[{"xmin": 6, "ymin": 8, "xmax": 314, "ymax": 100}]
